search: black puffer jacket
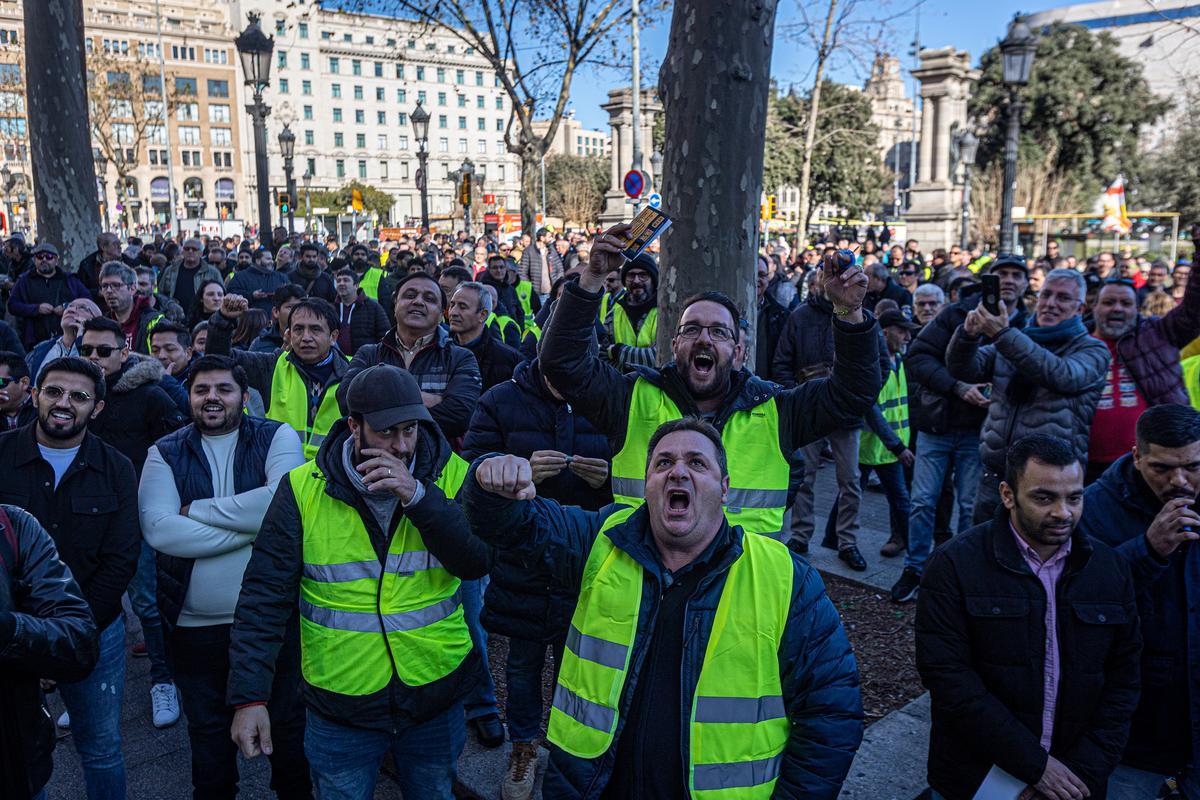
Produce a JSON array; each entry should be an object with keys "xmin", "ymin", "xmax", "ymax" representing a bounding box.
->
[
  {"xmin": 0, "ymin": 504, "xmax": 97, "ymax": 799},
  {"xmin": 226, "ymin": 418, "xmax": 493, "ymax": 731},
  {"xmin": 463, "ymin": 359, "xmax": 611, "ymax": 642},
  {"xmin": 335, "ymin": 292, "xmax": 390, "ymax": 358},
  {"xmin": 755, "ymin": 276, "xmax": 797, "ymax": 380},
  {"xmin": 89, "ymin": 354, "xmax": 188, "ymax": 475},
  {"xmin": 906, "ymin": 284, "xmax": 1030, "ymax": 435},
  {"xmin": 459, "ymin": 323, "xmax": 521, "ymax": 391},
  {"xmin": 916, "ymin": 512, "xmax": 1141, "ymax": 800}
]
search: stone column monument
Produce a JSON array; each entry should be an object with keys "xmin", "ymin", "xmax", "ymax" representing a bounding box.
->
[
  {"xmin": 906, "ymin": 48, "xmax": 979, "ymax": 249},
  {"xmin": 598, "ymin": 86, "xmax": 663, "ymax": 227}
]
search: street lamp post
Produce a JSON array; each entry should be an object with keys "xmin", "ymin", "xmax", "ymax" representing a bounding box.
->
[
  {"xmin": 410, "ymin": 100, "xmax": 430, "ymax": 232},
  {"xmin": 235, "ymin": 14, "xmax": 275, "ymax": 248},
  {"xmin": 998, "ymin": 15, "xmax": 1036, "ymax": 255},
  {"xmin": 302, "ymin": 170, "xmax": 312, "ymax": 234},
  {"xmin": 95, "ymin": 154, "xmax": 110, "ymax": 232},
  {"xmin": 956, "ymin": 129, "xmax": 979, "ymax": 250},
  {"xmin": 649, "ymin": 150, "xmax": 663, "ymax": 194},
  {"xmin": 278, "ymin": 125, "xmax": 296, "ymax": 235}
]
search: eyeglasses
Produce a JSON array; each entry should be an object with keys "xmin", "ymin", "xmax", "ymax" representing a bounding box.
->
[
  {"xmin": 34, "ymin": 253, "xmax": 57, "ymax": 260},
  {"xmin": 0, "ymin": 376, "xmax": 18, "ymax": 389},
  {"xmin": 99, "ymin": 282, "xmax": 130, "ymax": 292},
  {"xmin": 676, "ymin": 323, "xmax": 735, "ymax": 342},
  {"xmin": 898, "ymin": 270, "xmax": 917, "ymax": 276},
  {"xmin": 39, "ymin": 385, "xmax": 93, "ymax": 404},
  {"xmin": 78, "ymin": 344, "xmax": 119, "ymax": 357}
]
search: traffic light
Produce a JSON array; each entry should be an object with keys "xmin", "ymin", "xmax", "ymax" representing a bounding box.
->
[
  {"xmin": 459, "ymin": 174, "xmax": 472, "ymax": 207},
  {"xmin": 767, "ymin": 195, "xmax": 778, "ymax": 220},
  {"xmin": 277, "ymin": 190, "xmax": 291, "ymax": 215}
]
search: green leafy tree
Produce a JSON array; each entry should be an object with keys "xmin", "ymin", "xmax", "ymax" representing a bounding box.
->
[
  {"xmin": 763, "ymin": 81, "xmax": 888, "ymax": 225},
  {"xmin": 544, "ymin": 154, "xmax": 608, "ymax": 227},
  {"xmin": 969, "ymin": 22, "xmax": 1169, "ymax": 211},
  {"xmin": 308, "ymin": 181, "xmax": 394, "ymax": 223},
  {"xmin": 1141, "ymin": 91, "xmax": 1200, "ymax": 223}
]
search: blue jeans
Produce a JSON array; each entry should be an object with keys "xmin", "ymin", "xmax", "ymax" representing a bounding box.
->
[
  {"xmin": 57, "ymin": 616, "xmax": 126, "ymax": 800},
  {"xmin": 125, "ymin": 539, "xmax": 172, "ymax": 685},
  {"xmin": 460, "ymin": 578, "xmax": 498, "ymax": 721},
  {"xmin": 905, "ymin": 431, "xmax": 982, "ymax": 574},
  {"xmin": 304, "ymin": 704, "xmax": 465, "ymax": 800},
  {"xmin": 505, "ymin": 637, "xmax": 564, "ymax": 743},
  {"xmin": 1108, "ymin": 763, "xmax": 1198, "ymax": 799}
]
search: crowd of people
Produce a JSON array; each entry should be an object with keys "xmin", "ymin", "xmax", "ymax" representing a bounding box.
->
[{"xmin": 0, "ymin": 215, "xmax": 1198, "ymax": 800}]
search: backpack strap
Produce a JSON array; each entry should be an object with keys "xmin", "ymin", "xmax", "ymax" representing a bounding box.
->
[{"xmin": 0, "ymin": 505, "xmax": 18, "ymax": 576}]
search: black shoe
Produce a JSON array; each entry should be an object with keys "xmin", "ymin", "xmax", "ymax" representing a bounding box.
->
[
  {"xmin": 470, "ymin": 713, "xmax": 505, "ymax": 748},
  {"xmin": 837, "ymin": 546, "xmax": 867, "ymax": 571},
  {"xmin": 787, "ymin": 539, "xmax": 808, "ymax": 556},
  {"xmin": 890, "ymin": 566, "xmax": 921, "ymax": 603}
]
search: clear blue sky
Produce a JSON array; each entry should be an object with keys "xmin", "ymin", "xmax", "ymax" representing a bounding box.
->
[{"xmin": 566, "ymin": 0, "xmax": 1069, "ymax": 130}]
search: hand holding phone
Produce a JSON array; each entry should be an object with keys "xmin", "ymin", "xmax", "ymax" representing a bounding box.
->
[{"xmin": 981, "ymin": 274, "xmax": 1001, "ymax": 316}]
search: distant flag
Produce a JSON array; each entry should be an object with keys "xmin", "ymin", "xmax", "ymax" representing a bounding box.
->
[{"xmin": 1101, "ymin": 175, "xmax": 1132, "ymax": 235}]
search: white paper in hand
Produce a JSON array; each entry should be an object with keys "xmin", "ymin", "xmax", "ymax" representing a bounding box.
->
[{"xmin": 971, "ymin": 765, "xmax": 1027, "ymax": 800}]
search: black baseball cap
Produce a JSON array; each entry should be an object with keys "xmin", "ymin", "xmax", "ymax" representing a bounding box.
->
[
  {"xmin": 987, "ymin": 254, "xmax": 1028, "ymax": 275},
  {"xmin": 878, "ymin": 309, "xmax": 919, "ymax": 331},
  {"xmin": 345, "ymin": 365, "xmax": 432, "ymax": 430}
]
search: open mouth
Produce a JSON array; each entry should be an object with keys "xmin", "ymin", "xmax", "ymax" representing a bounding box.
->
[
  {"xmin": 202, "ymin": 403, "xmax": 225, "ymax": 415},
  {"xmin": 49, "ymin": 410, "xmax": 74, "ymax": 423},
  {"xmin": 692, "ymin": 352, "xmax": 715, "ymax": 376},
  {"xmin": 666, "ymin": 489, "xmax": 691, "ymax": 516}
]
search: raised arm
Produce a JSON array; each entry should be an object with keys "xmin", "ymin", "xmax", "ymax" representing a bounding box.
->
[{"xmin": 992, "ymin": 328, "xmax": 1109, "ymax": 393}]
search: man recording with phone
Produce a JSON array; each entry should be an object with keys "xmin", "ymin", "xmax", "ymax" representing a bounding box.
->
[
  {"xmin": 1079, "ymin": 404, "xmax": 1200, "ymax": 799},
  {"xmin": 539, "ymin": 222, "xmax": 882, "ymax": 539}
]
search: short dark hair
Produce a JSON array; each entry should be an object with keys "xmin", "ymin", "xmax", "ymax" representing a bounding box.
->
[
  {"xmin": 1004, "ymin": 434, "xmax": 1079, "ymax": 491},
  {"xmin": 0, "ymin": 350, "xmax": 28, "ymax": 381},
  {"xmin": 439, "ymin": 265, "xmax": 471, "ymax": 285},
  {"xmin": 187, "ymin": 354, "xmax": 248, "ymax": 395},
  {"xmin": 38, "ymin": 356, "xmax": 105, "ymax": 402},
  {"xmin": 298, "ymin": 242, "xmax": 322, "ymax": 255},
  {"xmin": 274, "ymin": 283, "xmax": 306, "ymax": 309},
  {"xmin": 1136, "ymin": 404, "xmax": 1200, "ymax": 452},
  {"xmin": 191, "ymin": 320, "xmax": 209, "ymax": 339},
  {"xmin": 645, "ymin": 417, "xmax": 728, "ymax": 477},
  {"xmin": 486, "ymin": 254, "xmax": 508, "ymax": 270},
  {"xmin": 285, "ymin": 297, "xmax": 339, "ymax": 333},
  {"xmin": 395, "ymin": 271, "xmax": 447, "ymax": 309},
  {"xmin": 150, "ymin": 320, "xmax": 191, "ymax": 348},
  {"xmin": 681, "ymin": 291, "xmax": 741, "ymax": 333},
  {"xmin": 335, "ymin": 267, "xmax": 360, "ymax": 283},
  {"xmin": 82, "ymin": 316, "xmax": 125, "ymax": 345}
]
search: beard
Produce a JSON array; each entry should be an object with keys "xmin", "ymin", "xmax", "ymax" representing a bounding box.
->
[
  {"xmin": 1012, "ymin": 498, "xmax": 1075, "ymax": 549},
  {"xmin": 193, "ymin": 402, "xmax": 241, "ymax": 434},
  {"xmin": 37, "ymin": 411, "xmax": 88, "ymax": 441}
]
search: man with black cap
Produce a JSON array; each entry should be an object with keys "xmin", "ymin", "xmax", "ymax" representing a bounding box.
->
[
  {"xmin": 8, "ymin": 243, "xmax": 91, "ymax": 350},
  {"xmin": 285, "ymin": 242, "xmax": 337, "ymax": 303},
  {"xmin": 227, "ymin": 364, "xmax": 493, "ymax": 799},
  {"xmin": 603, "ymin": 253, "xmax": 658, "ymax": 371}
]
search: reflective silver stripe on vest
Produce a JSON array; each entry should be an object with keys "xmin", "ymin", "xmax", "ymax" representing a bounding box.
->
[
  {"xmin": 304, "ymin": 560, "xmax": 379, "ymax": 583},
  {"xmin": 566, "ymin": 624, "xmax": 628, "ymax": 670},
  {"xmin": 611, "ymin": 476, "xmax": 645, "ymax": 499},
  {"xmin": 300, "ymin": 590, "xmax": 461, "ymax": 634},
  {"xmin": 724, "ymin": 488, "xmax": 788, "ymax": 511},
  {"xmin": 309, "ymin": 432, "xmax": 327, "ymax": 447},
  {"xmin": 694, "ymin": 695, "xmax": 786, "ymax": 724},
  {"xmin": 385, "ymin": 551, "xmax": 444, "ymax": 575},
  {"xmin": 552, "ymin": 683, "xmax": 615, "ymax": 733},
  {"xmin": 693, "ymin": 754, "xmax": 783, "ymax": 791}
]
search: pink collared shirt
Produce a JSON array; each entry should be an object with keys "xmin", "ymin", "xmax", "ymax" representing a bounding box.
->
[{"xmin": 1010, "ymin": 522, "xmax": 1072, "ymax": 752}]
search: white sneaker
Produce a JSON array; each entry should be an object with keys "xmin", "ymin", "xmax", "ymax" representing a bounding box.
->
[
  {"xmin": 56, "ymin": 709, "xmax": 69, "ymax": 729},
  {"xmin": 150, "ymin": 683, "xmax": 180, "ymax": 729},
  {"xmin": 502, "ymin": 741, "xmax": 537, "ymax": 800}
]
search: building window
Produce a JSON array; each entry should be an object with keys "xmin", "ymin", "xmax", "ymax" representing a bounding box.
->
[
  {"xmin": 174, "ymin": 76, "xmax": 197, "ymax": 95},
  {"xmin": 401, "ymin": 162, "xmax": 409, "ymax": 179},
  {"xmin": 356, "ymin": 133, "xmax": 366, "ymax": 148},
  {"xmin": 336, "ymin": 159, "xmax": 345, "ymax": 178},
  {"xmin": 332, "ymin": 108, "xmax": 342, "ymax": 122},
  {"xmin": 396, "ymin": 64, "xmax": 404, "ymax": 79},
  {"xmin": 380, "ymin": 160, "xmax": 388, "ymax": 180},
  {"xmin": 300, "ymin": 52, "xmax": 310, "ymax": 70},
  {"xmin": 376, "ymin": 111, "xmax": 386, "ymax": 125},
  {"xmin": 176, "ymin": 102, "xmax": 199, "ymax": 121},
  {"xmin": 456, "ymin": 69, "xmax": 464, "ymax": 84},
  {"xmin": 299, "ymin": 22, "xmax": 308, "ymax": 38},
  {"xmin": 307, "ymin": 157, "xmax": 316, "ymax": 175},
  {"xmin": 436, "ymin": 68, "xmax": 445, "ymax": 83},
  {"xmin": 304, "ymin": 130, "xmax": 314, "ymax": 146},
  {"xmin": 476, "ymin": 96, "xmax": 484, "ymax": 109},
  {"xmin": 279, "ymin": 78, "xmax": 289, "ymax": 94},
  {"xmin": 358, "ymin": 160, "xmax": 366, "ymax": 178},
  {"xmin": 329, "ymin": 57, "xmax": 339, "ymax": 73},
  {"xmin": 375, "ymin": 87, "xmax": 384, "ymax": 102},
  {"xmin": 211, "ymin": 128, "xmax": 232, "ymax": 146},
  {"xmin": 495, "ymin": 96, "xmax": 503, "ymax": 110},
  {"xmin": 302, "ymin": 80, "xmax": 312, "ymax": 95},
  {"xmin": 497, "ymin": 164, "xmax": 505, "ymax": 181},
  {"xmin": 321, "ymin": 31, "xmax": 332, "ymax": 40},
  {"xmin": 417, "ymin": 90, "xmax": 426, "ymax": 104},
  {"xmin": 438, "ymin": 137, "xmax": 448, "ymax": 152},
  {"xmin": 277, "ymin": 50, "xmax": 287, "ymax": 69},
  {"xmin": 437, "ymin": 92, "xmax": 446, "ymax": 106},
  {"xmin": 477, "ymin": 118, "xmax": 485, "ymax": 131},
  {"xmin": 179, "ymin": 125, "xmax": 201, "ymax": 145},
  {"xmin": 352, "ymin": 59, "xmax": 361, "ymax": 76},
  {"xmin": 354, "ymin": 109, "xmax": 364, "ymax": 124},
  {"xmin": 207, "ymin": 79, "xmax": 229, "ymax": 98},
  {"xmin": 416, "ymin": 66, "xmax": 424, "ymax": 81},
  {"xmin": 275, "ymin": 18, "xmax": 286, "ymax": 35},
  {"xmin": 334, "ymin": 132, "xmax": 344, "ymax": 147},
  {"xmin": 343, "ymin": 33, "xmax": 352, "ymax": 42},
  {"xmin": 477, "ymin": 139, "xmax": 486, "ymax": 154},
  {"xmin": 458, "ymin": 116, "xmax": 466, "ymax": 130},
  {"xmin": 438, "ymin": 114, "xmax": 447, "ymax": 129},
  {"xmin": 374, "ymin": 62, "xmax": 383, "ymax": 77},
  {"xmin": 399, "ymin": 135, "xmax": 409, "ymax": 150},
  {"xmin": 457, "ymin": 138, "xmax": 467, "ymax": 153},
  {"xmin": 475, "ymin": 71, "xmax": 484, "ymax": 86},
  {"xmin": 331, "ymin": 84, "xmax": 341, "ymax": 99},
  {"xmin": 353, "ymin": 85, "xmax": 363, "ymax": 100},
  {"xmin": 397, "ymin": 112, "xmax": 408, "ymax": 126},
  {"xmin": 496, "ymin": 119, "xmax": 504, "ymax": 131},
  {"xmin": 377, "ymin": 134, "xmax": 388, "ymax": 149},
  {"xmin": 303, "ymin": 105, "xmax": 313, "ymax": 120},
  {"xmin": 457, "ymin": 95, "xmax": 466, "ymax": 108},
  {"xmin": 397, "ymin": 89, "xmax": 406, "ymax": 103},
  {"xmin": 208, "ymin": 104, "xmax": 230, "ymax": 123}
]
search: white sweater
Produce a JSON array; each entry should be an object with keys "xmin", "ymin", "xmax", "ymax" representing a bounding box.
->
[{"xmin": 139, "ymin": 424, "xmax": 304, "ymax": 627}]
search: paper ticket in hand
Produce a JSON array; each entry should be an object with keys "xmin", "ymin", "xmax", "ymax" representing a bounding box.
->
[{"xmin": 620, "ymin": 206, "xmax": 673, "ymax": 261}]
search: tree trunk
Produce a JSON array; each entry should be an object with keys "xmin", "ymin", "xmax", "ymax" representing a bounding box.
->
[
  {"xmin": 519, "ymin": 143, "xmax": 543, "ymax": 237},
  {"xmin": 796, "ymin": 0, "xmax": 837, "ymax": 249},
  {"xmin": 657, "ymin": 0, "xmax": 778, "ymax": 365},
  {"xmin": 24, "ymin": 0, "xmax": 98, "ymax": 265}
]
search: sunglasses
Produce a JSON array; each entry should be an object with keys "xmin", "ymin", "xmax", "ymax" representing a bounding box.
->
[
  {"xmin": 898, "ymin": 270, "xmax": 917, "ymax": 276},
  {"xmin": 0, "ymin": 375, "xmax": 19, "ymax": 389},
  {"xmin": 78, "ymin": 344, "xmax": 120, "ymax": 357},
  {"xmin": 39, "ymin": 385, "xmax": 93, "ymax": 404},
  {"xmin": 1104, "ymin": 277, "xmax": 1136, "ymax": 288},
  {"xmin": 34, "ymin": 253, "xmax": 57, "ymax": 260}
]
